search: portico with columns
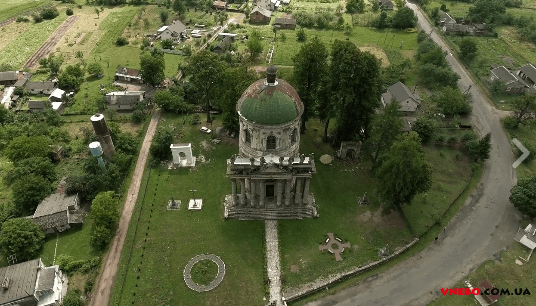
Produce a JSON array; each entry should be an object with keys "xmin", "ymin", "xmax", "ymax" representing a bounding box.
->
[{"xmin": 223, "ymin": 65, "xmax": 317, "ymax": 220}]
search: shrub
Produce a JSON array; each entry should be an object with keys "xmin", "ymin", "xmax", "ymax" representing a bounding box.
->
[
  {"xmin": 296, "ymin": 28, "xmax": 306, "ymax": 42},
  {"xmin": 460, "ymin": 131, "xmax": 476, "ymax": 143},
  {"xmin": 435, "ymin": 135, "xmax": 445, "ymax": 144},
  {"xmin": 116, "ymin": 37, "xmax": 129, "ymax": 46},
  {"xmin": 503, "ymin": 116, "xmax": 518, "ymax": 129},
  {"xmin": 32, "ymin": 14, "xmax": 43, "ymax": 23},
  {"xmin": 447, "ymin": 136, "xmax": 457, "ymax": 146},
  {"xmin": 16, "ymin": 16, "xmax": 29, "ymax": 22},
  {"xmin": 41, "ymin": 7, "xmax": 59, "ymax": 20},
  {"xmin": 131, "ymin": 110, "xmax": 145, "ymax": 123},
  {"xmin": 66, "ymin": 8, "xmax": 74, "ymax": 15},
  {"xmin": 413, "ymin": 116, "xmax": 436, "ymax": 143}
]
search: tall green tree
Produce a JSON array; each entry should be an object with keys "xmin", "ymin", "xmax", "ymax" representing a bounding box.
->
[
  {"xmin": 459, "ymin": 38, "xmax": 478, "ymax": 62},
  {"xmin": 183, "ymin": 50, "xmax": 227, "ymax": 123},
  {"xmin": 4, "ymin": 135, "xmax": 50, "ymax": 163},
  {"xmin": 12, "ymin": 174, "xmax": 52, "ymax": 214},
  {"xmin": 465, "ymin": 133, "xmax": 491, "ymax": 162},
  {"xmin": 172, "ymin": 0, "xmax": 186, "ymax": 16},
  {"xmin": 150, "ymin": 126, "xmax": 174, "ymax": 161},
  {"xmin": 140, "ymin": 48, "xmax": 165, "ymax": 87},
  {"xmin": 391, "ymin": 7, "xmax": 418, "ymax": 29},
  {"xmin": 292, "ymin": 36, "xmax": 328, "ymax": 133},
  {"xmin": 467, "ymin": 0, "xmax": 506, "ymax": 23},
  {"xmin": 216, "ymin": 66, "xmax": 258, "ymax": 133},
  {"xmin": 0, "ymin": 218, "xmax": 45, "ymax": 262},
  {"xmin": 510, "ymin": 175, "xmax": 536, "ymax": 218},
  {"xmin": 376, "ymin": 132, "xmax": 433, "ymax": 212},
  {"xmin": 5, "ymin": 157, "xmax": 56, "ymax": 185},
  {"xmin": 329, "ymin": 40, "xmax": 382, "ymax": 144},
  {"xmin": 432, "ymin": 87, "xmax": 472, "ymax": 115},
  {"xmin": 511, "ymin": 93, "xmax": 536, "ymax": 127},
  {"xmin": 315, "ymin": 80, "xmax": 336, "ymax": 142},
  {"xmin": 90, "ymin": 191, "xmax": 120, "ymax": 249},
  {"xmin": 160, "ymin": 10, "xmax": 169, "ymax": 24},
  {"xmin": 246, "ymin": 33, "xmax": 263, "ymax": 59},
  {"xmin": 413, "ymin": 116, "xmax": 436, "ymax": 143},
  {"xmin": 153, "ymin": 88, "xmax": 191, "ymax": 113},
  {"xmin": 366, "ymin": 102, "xmax": 403, "ymax": 165}
]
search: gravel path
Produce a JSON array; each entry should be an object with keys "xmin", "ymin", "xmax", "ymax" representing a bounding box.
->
[
  {"xmin": 89, "ymin": 109, "xmax": 161, "ymax": 306},
  {"xmin": 266, "ymin": 220, "xmax": 284, "ymax": 306}
]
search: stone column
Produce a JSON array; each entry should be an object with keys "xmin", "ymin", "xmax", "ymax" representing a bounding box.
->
[
  {"xmin": 302, "ymin": 177, "xmax": 310, "ymax": 205},
  {"xmin": 231, "ymin": 179, "xmax": 237, "ymax": 206},
  {"xmin": 240, "ymin": 179, "xmax": 246, "ymax": 206},
  {"xmin": 285, "ymin": 179, "xmax": 291, "ymax": 207},
  {"xmin": 245, "ymin": 178, "xmax": 251, "ymax": 205},
  {"xmin": 250, "ymin": 179, "xmax": 256, "ymax": 207},
  {"xmin": 259, "ymin": 180, "xmax": 265, "ymax": 207},
  {"xmin": 276, "ymin": 181, "xmax": 282, "ymax": 207},
  {"xmin": 294, "ymin": 177, "xmax": 302, "ymax": 205}
]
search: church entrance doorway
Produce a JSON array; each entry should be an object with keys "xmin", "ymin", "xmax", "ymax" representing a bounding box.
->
[{"xmin": 266, "ymin": 184, "xmax": 275, "ymax": 198}]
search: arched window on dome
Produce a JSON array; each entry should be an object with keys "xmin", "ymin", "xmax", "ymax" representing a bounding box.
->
[
  {"xmin": 267, "ymin": 135, "xmax": 276, "ymax": 150},
  {"xmin": 291, "ymin": 129, "xmax": 297, "ymax": 145},
  {"xmin": 245, "ymin": 129, "xmax": 251, "ymax": 144}
]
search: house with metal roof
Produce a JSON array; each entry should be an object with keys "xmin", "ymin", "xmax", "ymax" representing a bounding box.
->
[
  {"xmin": 274, "ymin": 16, "xmax": 296, "ymax": 29},
  {"xmin": 377, "ymin": 0, "xmax": 393, "ymax": 10},
  {"xmin": 31, "ymin": 193, "xmax": 83, "ymax": 234},
  {"xmin": 213, "ymin": 0, "xmax": 227, "ymax": 10},
  {"xmin": 28, "ymin": 101, "xmax": 46, "ymax": 112},
  {"xmin": 516, "ymin": 63, "xmax": 536, "ymax": 89},
  {"xmin": 158, "ymin": 20, "xmax": 187, "ymax": 43},
  {"xmin": 250, "ymin": 6, "xmax": 272, "ymax": 23},
  {"xmin": 489, "ymin": 65, "xmax": 529, "ymax": 93},
  {"xmin": 439, "ymin": 12, "xmax": 456, "ymax": 26},
  {"xmin": 0, "ymin": 258, "xmax": 67, "ymax": 306},
  {"xmin": 381, "ymin": 81, "xmax": 421, "ymax": 114},
  {"xmin": 105, "ymin": 91, "xmax": 145, "ymax": 111},
  {"xmin": 25, "ymin": 81, "xmax": 56, "ymax": 95},
  {"xmin": 213, "ymin": 36, "xmax": 233, "ymax": 54},
  {"xmin": 114, "ymin": 66, "xmax": 143, "ymax": 83},
  {"xmin": 0, "ymin": 71, "xmax": 19, "ymax": 86}
]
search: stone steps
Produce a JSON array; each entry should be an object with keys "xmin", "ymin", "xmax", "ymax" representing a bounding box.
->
[{"xmin": 225, "ymin": 206, "xmax": 317, "ymax": 220}]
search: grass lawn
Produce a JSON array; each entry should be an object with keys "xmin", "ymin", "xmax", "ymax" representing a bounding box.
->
[
  {"xmin": 279, "ymin": 120, "xmax": 472, "ymax": 288},
  {"xmin": 0, "ymin": 157, "xmax": 13, "ymax": 207},
  {"xmin": 0, "ymin": 0, "xmax": 52, "ymax": 22},
  {"xmin": 428, "ymin": 243, "xmax": 536, "ymax": 306},
  {"xmin": 0, "ymin": 11, "xmax": 68, "ymax": 69},
  {"xmin": 39, "ymin": 222, "xmax": 96, "ymax": 267},
  {"xmin": 272, "ymin": 27, "xmax": 418, "ymax": 66},
  {"xmin": 110, "ymin": 113, "xmax": 266, "ymax": 306}
]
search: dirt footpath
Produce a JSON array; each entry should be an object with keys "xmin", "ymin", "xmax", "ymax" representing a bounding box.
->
[
  {"xmin": 24, "ymin": 15, "xmax": 79, "ymax": 69},
  {"xmin": 89, "ymin": 109, "xmax": 161, "ymax": 306}
]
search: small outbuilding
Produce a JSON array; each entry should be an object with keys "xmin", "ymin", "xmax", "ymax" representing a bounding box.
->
[
  {"xmin": 514, "ymin": 224, "xmax": 536, "ymax": 261},
  {"xmin": 31, "ymin": 193, "xmax": 83, "ymax": 234},
  {"xmin": 213, "ymin": 0, "xmax": 227, "ymax": 10},
  {"xmin": 377, "ymin": 0, "xmax": 394, "ymax": 10},
  {"xmin": 516, "ymin": 63, "xmax": 536, "ymax": 89},
  {"xmin": 0, "ymin": 71, "xmax": 19, "ymax": 86},
  {"xmin": 213, "ymin": 36, "xmax": 233, "ymax": 54},
  {"xmin": 28, "ymin": 101, "xmax": 46, "ymax": 112},
  {"xmin": 489, "ymin": 65, "xmax": 529, "ymax": 93},
  {"xmin": 274, "ymin": 16, "xmax": 296, "ymax": 29},
  {"xmin": 115, "ymin": 66, "xmax": 143, "ymax": 83}
]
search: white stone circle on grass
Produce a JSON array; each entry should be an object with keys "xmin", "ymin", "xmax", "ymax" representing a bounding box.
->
[{"xmin": 183, "ymin": 254, "xmax": 225, "ymax": 292}]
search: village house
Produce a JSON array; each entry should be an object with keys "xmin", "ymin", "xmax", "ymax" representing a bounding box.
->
[
  {"xmin": 31, "ymin": 193, "xmax": 83, "ymax": 234},
  {"xmin": 439, "ymin": 12, "xmax": 456, "ymax": 26},
  {"xmin": 157, "ymin": 20, "xmax": 187, "ymax": 43},
  {"xmin": 25, "ymin": 81, "xmax": 56, "ymax": 95},
  {"xmin": 213, "ymin": 0, "xmax": 227, "ymax": 10},
  {"xmin": 213, "ymin": 36, "xmax": 233, "ymax": 54},
  {"xmin": 105, "ymin": 91, "xmax": 145, "ymax": 111},
  {"xmin": 0, "ymin": 258, "xmax": 67, "ymax": 306},
  {"xmin": 115, "ymin": 66, "xmax": 143, "ymax": 83},
  {"xmin": 28, "ymin": 101, "xmax": 46, "ymax": 112},
  {"xmin": 0, "ymin": 71, "xmax": 20, "ymax": 86},
  {"xmin": 516, "ymin": 63, "xmax": 536, "ymax": 89},
  {"xmin": 381, "ymin": 81, "xmax": 421, "ymax": 115},
  {"xmin": 377, "ymin": 0, "xmax": 394, "ymax": 10},
  {"xmin": 250, "ymin": 6, "xmax": 272, "ymax": 23},
  {"xmin": 443, "ymin": 21, "xmax": 487, "ymax": 36},
  {"xmin": 274, "ymin": 16, "xmax": 296, "ymax": 29},
  {"xmin": 489, "ymin": 65, "xmax": 530, "ymax": 93}
]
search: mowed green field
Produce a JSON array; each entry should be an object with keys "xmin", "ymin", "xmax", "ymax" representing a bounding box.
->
[
  {"xmin": 272, "ymin": 27, "xmax": 418, "ymax": 66},
  {"xmin": 110, "ymin": 114, "xmax": 266, "ymax": 306},
  {"xmin": 0, "ymin": 0, "xmax": 52, "ymax": 22},
  {"xmin": 0, "ymin": 11, "xmax": 67, "ymax": 69}
]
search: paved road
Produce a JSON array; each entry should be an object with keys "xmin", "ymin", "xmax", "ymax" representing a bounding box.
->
[
  {"xmin": 89, "ymin": 109, "xmax": 161, "ymax": 306},
  {"xmin": 307, "ymin": 3, "xmax": 520, "ymax": 306}
]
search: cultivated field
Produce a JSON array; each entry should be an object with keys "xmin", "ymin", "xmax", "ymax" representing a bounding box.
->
[
  {"xmin": 0, "ymin": 0, "xmax": 52, "ymax": 23},
  {"xmin": 0, "ymin": 21, "xmax": 30, "ymax": 53}
]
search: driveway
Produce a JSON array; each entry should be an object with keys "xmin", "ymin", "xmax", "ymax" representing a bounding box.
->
[{"xmin": 306, "ymin": 3, "xmax": 520, "ymax": 306}]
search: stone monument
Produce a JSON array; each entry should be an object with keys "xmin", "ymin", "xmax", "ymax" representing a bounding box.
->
[{"xmin": 170, "ymin": 143, "xmax": 196, "ymax": 167}]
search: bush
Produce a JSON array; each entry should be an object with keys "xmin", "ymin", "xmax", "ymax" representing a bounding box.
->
[
  {"xmin": 62, "ymin": 290, "xmax": 84, "ymax": 306},
  {"xmin": 116, "ymin": 37, "xmax": 129, "ymax": 46},
  {"xmin": 32, "ymin": 14, "xmax": 43, "ymax": 23},
  {"xmin": 413, "ymin": 116, "xmax": 436, "ymax": 143},
  {"xmin": 460, "ymin": 131, "xmax": 476, "ymax": 143},
  {"xmin": 131, "ymin": 110, "xmax": 145, "ymax": 123},
  {"xmin": 41, "ymin": 7, "xmax": 59, "ymax": 20},
  {"xmin": 84, "ymin": 279, "xmax": 94, "ymax": 294},
  {"xmin": 447, "ymin": 136, "xmax": 457, "ymax": 146},
  {"xmin": 296, "ymin": 28, "xmax": 306, "ymax": 42},
  {"xmin": 16, "ymin": 16, "xmax": 29, "ymax": 22},
  {"xmin": 435, "ymin": 134, "xmax": 445, "ymax": 144},
  {"xmin": 66, "ymin": 8, "xmax": 74, "ymax": 15},
  {"xmin": 503, "ymin": 116, "xmax": 518, "ymax": 129}
]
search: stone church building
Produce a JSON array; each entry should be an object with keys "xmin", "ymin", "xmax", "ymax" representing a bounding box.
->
[{"xmin": 224, "ymin": 66, "xmax": 318, "ymax": 219}]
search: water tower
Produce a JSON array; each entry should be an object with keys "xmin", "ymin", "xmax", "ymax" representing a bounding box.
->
[
  {"xmin": 89, "ymin": 142, "xmax": 106, "ymax": 169},
  {"xmin": 90, "ymin": 113, "xmax": 115, "ymax": 160}
]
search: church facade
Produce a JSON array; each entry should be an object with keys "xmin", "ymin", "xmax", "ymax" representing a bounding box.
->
[{"xmin": 223, "ymin": 66, "xmax": 318, "ymax": 220}]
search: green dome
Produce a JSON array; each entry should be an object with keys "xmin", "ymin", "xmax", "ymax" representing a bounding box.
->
[{"xmin": 239, "ymin": 80, "xmax": 302, "ymax": 125}]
